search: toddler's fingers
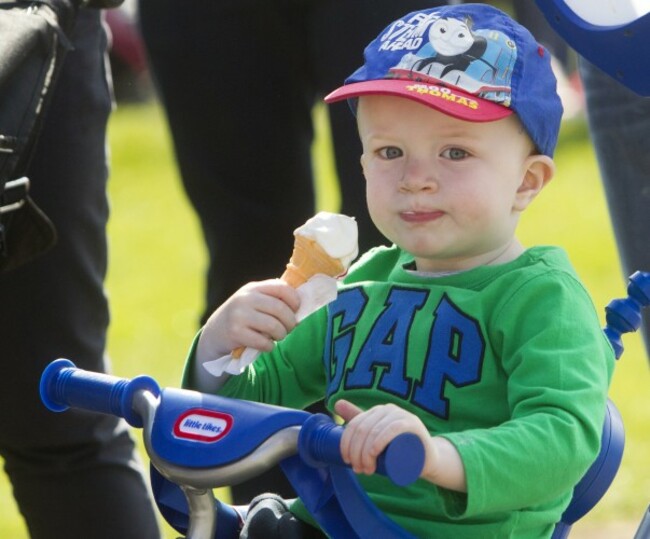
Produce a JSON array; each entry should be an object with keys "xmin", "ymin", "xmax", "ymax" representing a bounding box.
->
[
  {"xmin": 334, "ymin": 399, "xmax": 363, "ymax": 422},
  {"xmin": 253, "ymin": 279, "xmax": 301, "ymax": 313},
  {"xmin": 335, "ymin": 400, "xmax": 364, "ymax": 467},
  {"xmin": 339, "ymin": 403, "xmax": 385, "ymax": 474},
  {"xmin": 246, "ymin": 281, "xmax": 301, "ymax": 332}
]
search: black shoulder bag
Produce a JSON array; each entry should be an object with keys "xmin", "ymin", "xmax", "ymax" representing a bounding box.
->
[{"xmin": 0, "ymin": 0, "xmax": 121, "ymax": 273}]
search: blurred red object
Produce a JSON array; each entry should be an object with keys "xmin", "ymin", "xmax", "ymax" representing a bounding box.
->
[{"xmin": 105, "ymin": 4, "xmax": 151, "ymax": 101}]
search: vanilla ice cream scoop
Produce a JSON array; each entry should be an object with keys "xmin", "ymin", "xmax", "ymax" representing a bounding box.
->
[{"xmin": 294, "ymin": 211, "xmax": 359, "ymax": 270}]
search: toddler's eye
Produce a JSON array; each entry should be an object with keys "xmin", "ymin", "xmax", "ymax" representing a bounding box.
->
[
  {"xmin": 442, "ymin": 147, "xmax": 469, "ymax": 160},
  {"xmin": 379, "ymin": 146, "xmax": 403, "ymax": 160}
]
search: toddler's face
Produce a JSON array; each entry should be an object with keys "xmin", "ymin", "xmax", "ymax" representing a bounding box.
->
[{"xmin": 357, "ymin": 95, "xmax": 550, "ymax": 272}]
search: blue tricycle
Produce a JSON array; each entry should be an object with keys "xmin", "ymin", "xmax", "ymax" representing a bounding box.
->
[{"xmin": 39, "ymin": 270, "xmax": 650, "ymax": 538}]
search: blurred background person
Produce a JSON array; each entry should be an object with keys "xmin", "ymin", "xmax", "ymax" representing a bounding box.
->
[
  {"xmin": 0, "ymin": 6, "xmax": 160, "ymax": 538},
  {"xmin": 137, "ymin": 0, "xmax": 448, "ymax": 504}
]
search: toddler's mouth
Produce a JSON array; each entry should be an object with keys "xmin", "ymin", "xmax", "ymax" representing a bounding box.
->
[{"xmin": 400, "ymin": 210, "xmax": 445, "ymax": 224}]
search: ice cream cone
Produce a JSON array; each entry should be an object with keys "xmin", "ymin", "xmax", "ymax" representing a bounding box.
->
[
  {"xmin": 231, "ymin": 212, "xmax": 357, "ymax": 360},
  {"xmin": 280, "ymin": 234, "xmax": 345, "ymax": 287}
]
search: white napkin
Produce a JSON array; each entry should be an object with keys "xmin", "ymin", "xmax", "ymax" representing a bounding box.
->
[{"xmin": 202, "ymin": 274, "xmax": 338, "ymax": 377}]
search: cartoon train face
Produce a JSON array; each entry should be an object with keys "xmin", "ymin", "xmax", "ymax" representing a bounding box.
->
[
  {"xmin": 428, "ymin": 17, "xmax": 477, "ymax": 57},
  {"xmin": 389, "ymin": 15, "xmax": 516, "ymax": 104}
]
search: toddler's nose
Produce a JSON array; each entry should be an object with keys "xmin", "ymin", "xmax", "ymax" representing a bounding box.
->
[{"xmin": 400, "ymin": 160, "xmax": 439, "ymax": 193}]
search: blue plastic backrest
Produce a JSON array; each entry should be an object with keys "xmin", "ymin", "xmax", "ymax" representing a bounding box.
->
[
  {"xmin": 535, "ymin": 0, "xmax": 650, "ymax": 95},
  {"xmin": 550, "ymin": 401, "xmax": 625, "ymax": 539}
]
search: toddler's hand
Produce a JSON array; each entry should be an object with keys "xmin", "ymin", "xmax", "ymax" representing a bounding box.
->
[
  {"xmin": 334, "ymin": 399, "xmax": 432, "ymax": 477},
  {"xmin": 197, "ymin": 279, "xmax": 301, "ymax": 362}
]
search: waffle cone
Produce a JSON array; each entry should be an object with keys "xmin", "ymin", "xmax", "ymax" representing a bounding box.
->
[
  {"xmin": 280, "ymin": 234, "xmax": 345, "ymax": 287},
  {"xmin": 232, "ymin": 235, "xmax": 345, "ymax": 359}
]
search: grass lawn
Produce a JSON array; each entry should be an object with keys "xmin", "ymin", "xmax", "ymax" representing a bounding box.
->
[{"xmin": 1, "ymin": 100, "xmax": 648, "ymax": 538}]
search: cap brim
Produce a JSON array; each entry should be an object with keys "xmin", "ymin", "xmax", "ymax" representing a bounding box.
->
[{"xmin": 324, "ymin": 79, "xmax": 513, "ymax": 122}]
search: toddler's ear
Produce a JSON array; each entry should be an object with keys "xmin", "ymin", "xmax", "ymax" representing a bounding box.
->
[{"xmin": 514, "ymin": 155, "xmax": 555, "ymax": 211}]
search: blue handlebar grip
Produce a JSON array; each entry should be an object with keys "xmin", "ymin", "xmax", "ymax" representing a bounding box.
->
[
  {"xmin": 298, "ymin": 414, "xmax": 425, "ymax": 487},
  {"xmin": 40, "ymin": 359, "xmax": 161, "ymax": 428}
]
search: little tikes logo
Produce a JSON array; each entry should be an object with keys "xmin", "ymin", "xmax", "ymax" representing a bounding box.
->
[{"xmin": 173, "ymin": 409, "xmax": 233, "ymax": 443}]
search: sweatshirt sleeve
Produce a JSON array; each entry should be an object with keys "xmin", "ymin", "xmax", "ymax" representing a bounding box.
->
[
  {"xmin": 442, "ymin": 270, "xmax": 615, "ymax": 517},
  {"xmin": 209, "ymin": 307, "xmax": 330, "ymax": 410}
]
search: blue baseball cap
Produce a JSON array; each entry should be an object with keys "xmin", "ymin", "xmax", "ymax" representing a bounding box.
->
[{"xmin": 325, "ymin": 3, "xmax": 563, "ymax": 157}]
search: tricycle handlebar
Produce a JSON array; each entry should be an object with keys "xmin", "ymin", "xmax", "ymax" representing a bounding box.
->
[{"xmin": 40, "ymin": 358, "xmax": 161, "ymax": 428}]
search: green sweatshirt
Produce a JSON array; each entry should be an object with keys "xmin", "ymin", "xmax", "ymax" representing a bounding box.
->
[{"xmin": 184, "ymin": 245, "xmax": 614, "ymax": 538}]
